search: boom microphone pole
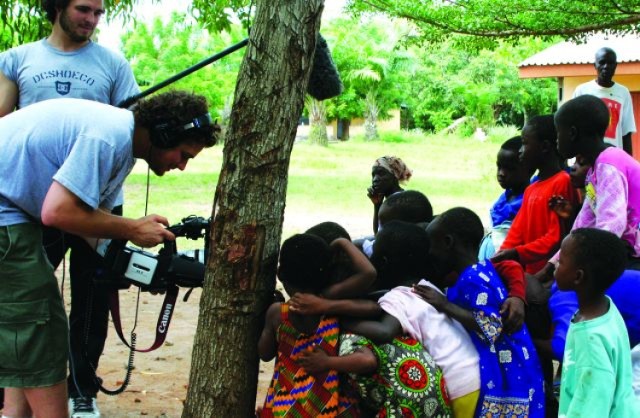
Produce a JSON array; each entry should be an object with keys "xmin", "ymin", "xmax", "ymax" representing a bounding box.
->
[
  {"xmin": 117, "ymin": 38, "xmax": 249, "ymax": 108},
  {"xmin": 117, "ymin": 34, "xmax": 342, "ymax": 109}
]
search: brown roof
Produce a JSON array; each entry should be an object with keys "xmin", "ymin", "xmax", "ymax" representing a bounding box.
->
[{"xmin": 519, "ymin": 34, "xmax": 640, "ymax": 67}]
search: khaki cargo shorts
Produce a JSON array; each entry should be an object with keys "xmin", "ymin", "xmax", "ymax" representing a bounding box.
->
[{"xmin": 0, "ymin": 223, "xmax": 68, "ymax": 387}]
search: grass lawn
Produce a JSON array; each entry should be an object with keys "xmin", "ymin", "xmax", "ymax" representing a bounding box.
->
[{"xmin": 122, "ymin": 128, "xmax": 517, "ymax": 248}]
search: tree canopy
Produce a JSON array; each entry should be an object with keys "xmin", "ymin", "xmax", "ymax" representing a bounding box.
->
[
  {"xmin": 0, "ymin": 1, "xmax": 563, "ymax": 131},
  {"xmin": 347, "ymin": 0, "xmax": 640, "ymax": 46},
  {"xmin": 2, "ymin": 0, "xmax": 640, "ymax": 51}
]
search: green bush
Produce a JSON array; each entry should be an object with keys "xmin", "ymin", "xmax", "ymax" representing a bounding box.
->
[
  {"xmin": 379, "ymin": 130, "xmax": 426, "ymax": 143},
  {"xmin": 349, "ymin": 129, "xmax": 426, "ymax": 144}
]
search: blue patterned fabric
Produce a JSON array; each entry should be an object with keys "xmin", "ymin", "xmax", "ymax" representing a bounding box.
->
[{"xmin": 447, "ymin": 260, "xmax": 545, "ymax": 418}]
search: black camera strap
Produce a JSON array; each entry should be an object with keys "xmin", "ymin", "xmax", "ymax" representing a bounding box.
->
[{"xmin": 107, "ymin": 284, "xmax": 180, "ymax": 352}]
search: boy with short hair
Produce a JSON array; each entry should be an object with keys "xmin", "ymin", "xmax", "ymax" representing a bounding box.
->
[
  {"xmin": 479, "ymin": 135, "xmax": 533, "ymax": 259},
  {"xmin": 493, "ymin": 115, "xmax": 578, "ymax": 276},
  {"xmin": 361, "ymin": 189, "xmax": 432, "ymax": 258},
  {"xmin": 554, "ymin": 228, "xmax": 640, "ymax": 416},
  {"xmin": 550, "ymin": 94, "xmax": 640, "ymax": 271}
]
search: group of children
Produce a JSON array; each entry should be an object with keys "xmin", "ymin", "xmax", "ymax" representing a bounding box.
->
[{"xmin": 257, "ymin": 94, "xmax": 640, "ymax": 417}]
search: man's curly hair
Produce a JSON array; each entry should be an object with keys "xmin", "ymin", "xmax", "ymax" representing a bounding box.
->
[
  {"xmin": 133, "ymin": 90, "xmax": 219, "ymax": 148},
  {"xmin": 42, "ymin": 0, "xmax": 70, "ymax": 23}
]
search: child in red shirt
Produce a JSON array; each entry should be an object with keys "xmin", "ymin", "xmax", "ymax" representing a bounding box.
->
[{"xmin": 492, "ymin": 115, "xmax": 578, "ymax": 275}]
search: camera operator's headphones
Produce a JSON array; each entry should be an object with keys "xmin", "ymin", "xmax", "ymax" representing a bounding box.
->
[{"xmin": 148, "ymin": 113, "xmax": 213, "ymax": 149}]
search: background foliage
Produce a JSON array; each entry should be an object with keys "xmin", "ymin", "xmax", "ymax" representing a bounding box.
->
[
  {"xmin": 4, "ymin": 0, "xmax": 638, "ymax": 49},
  {"xmin": 120, "ymin": 12, "xmax": 245, "ymax": 125},
  {"xmin": 2, "ymin": 0, "xmax": 636, "ymax": 133}
]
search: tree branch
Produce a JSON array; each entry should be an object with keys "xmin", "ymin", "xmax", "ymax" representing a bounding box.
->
[{"xmin": 356, "ymin": 0, "xmax": 640, "ymax": 40}]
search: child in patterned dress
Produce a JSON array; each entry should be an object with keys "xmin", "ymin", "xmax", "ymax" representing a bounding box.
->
[
  {"xmin": 296, "ymin": 221, "xmax": 452, "ymax": 417},
  {"xmin": 258, "ymin": 233, "xmax": 360, "ymax": 417},
  {"xmin": 414, "ymin": 207, "xmax": 546, "ymax": 418},
  {"xmin": 292, "ymin": 221, "xmax": 484, "ymax": 417}
]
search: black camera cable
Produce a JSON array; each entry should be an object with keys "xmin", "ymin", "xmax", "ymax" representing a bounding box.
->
[{"xmin": 95, "ymin": 163, "xmax": 152, "ymax": 394}]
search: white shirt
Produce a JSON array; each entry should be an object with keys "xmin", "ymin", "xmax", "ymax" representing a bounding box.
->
[
  {"xmin": 573, "ymin": 80, "xmax": 636, "ymax": 149},
  {"xmin": 379, "ymin": 280, "xmax": 481, "ymax": 399}
]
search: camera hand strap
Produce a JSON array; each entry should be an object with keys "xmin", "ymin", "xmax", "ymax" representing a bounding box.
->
[{"xmin": 107, "ymin": 284, "xmax": 180, "ymax": 352}]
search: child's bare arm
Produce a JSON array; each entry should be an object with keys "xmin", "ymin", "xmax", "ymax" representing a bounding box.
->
[
  {"xmin": 323, "ymin": 238, "xmax": 376, "ymax": 299},
  {"xmin": 342, "ymin": 313, "xmax": 403, "ymax": 344},
  {"xmin": 491, "ymin": 248, "xmax": 519, "ymax": 263},
  {"xmin": 298, "ymin": 345, "xmax": 378, "ymax": 375},
  {"xmin": 412, "ymin": 284, "xmax": 482, "ymax": 334},
  {"xmin": 367, "ymin": 187, "xmax": 384, "ymax": 234},
  {"xmin": 493, "ymin": 260, "xmax": 526, "ymax": 333},
  {"xmin": 289, "ymin": 293, "xmax": 383, "ymax": 318},
  {"xmin": 258, "ymin": 302, "xmax": 282, "ymax": 362}
]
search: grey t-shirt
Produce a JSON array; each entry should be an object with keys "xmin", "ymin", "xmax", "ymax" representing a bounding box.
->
[
  {"xmin": 0, "ymin": 98, "xmax": 136, "ymax": 226},
  {"xmin": 0, "ymin": 39, "xmax": 140, "ymax": 108}
]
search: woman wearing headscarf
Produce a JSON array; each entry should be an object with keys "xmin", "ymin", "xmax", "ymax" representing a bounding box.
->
[{"xmin": 367, "ymin": 156, "xmax": 412, "ymax": 234}]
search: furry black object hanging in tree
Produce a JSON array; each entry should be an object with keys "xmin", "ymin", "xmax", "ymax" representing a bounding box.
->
[
  {"xmin": 117, "ymin": 34, "xmax": 342, "ymax": 109},
  {"xmin": 307, "ymin": 34, "xmax": 343, "ymax": 100}
]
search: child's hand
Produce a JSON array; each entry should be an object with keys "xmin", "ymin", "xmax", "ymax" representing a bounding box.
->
[
  {"xmin": 298, "ymin": 346, "xmax": 330, "ymax": 374},
  {"xmin": 499, "ymin": 297, "xmax": 525, "ymax": 334},
  {"xmin": 548, "ymin": 195, "xmax": 573, "ymax": 219},
  {"xmin": 289, "ymin": 293, "xmax": 329, "ymax": 315},
  {"xmin": 491, "ymin": 248, "xmax": 519, "ymax": 263},
  {"xmin": 412, "ymin": 284, "xmax": 448, "ymax": 311}
]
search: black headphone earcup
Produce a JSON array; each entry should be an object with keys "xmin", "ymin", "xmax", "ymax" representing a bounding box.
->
[{"xmin": 150, "ymin": 124, "xmax": 177, "ymax": 149}]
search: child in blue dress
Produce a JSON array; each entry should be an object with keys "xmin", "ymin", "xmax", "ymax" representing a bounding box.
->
[{"xmin": 414, "ymin": 207, "xmax": 545, "ymax": 417}]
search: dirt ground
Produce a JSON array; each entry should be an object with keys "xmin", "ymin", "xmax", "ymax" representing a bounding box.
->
[
  {"xmin": 0, "ymin": 211, "xmax": 369, "ymax": 417},
  {"xmin": 53, "ymin": 213, "xmax": 371, "ymax": 417},
  {"xmin": 64, "ymin": 286, "xmax": 272, "ymax": 418}
]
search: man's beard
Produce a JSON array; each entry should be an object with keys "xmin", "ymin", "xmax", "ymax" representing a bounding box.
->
[{"xmin": 59, "ymin": 9, "xmax": 93, "ymax": 43}]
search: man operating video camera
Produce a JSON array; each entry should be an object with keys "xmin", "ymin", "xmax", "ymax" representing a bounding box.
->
[{"xmin": 0, "ymin": 90, "xmax": 219, "ymax": 418}]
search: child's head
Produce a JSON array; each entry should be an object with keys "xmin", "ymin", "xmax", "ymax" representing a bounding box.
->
[
  {"xmin": 496, "ymin": 136, "xmax": 530, "ymax": 191},
  {"xmin": 305, "ymin": 221, "xmax": 353, "ymax": 286},
  {"xmin": 377, "ymin": 190, "xmax": 433, "ymax": 227},
  {"xmin": 569, "ymin": 156, "xmax": 590, "ymax": 189},
  {"xmin": 370, "ymin": 220, "xmax": 431, "ymax": 289},
  {"xmin": 520, "ymin": 115, "xmax": 559, "ymax": 170},
  {"xmin": 305, "ymin": 221, "xmax": 351, "ymax": 244},
  {"xmin": 425, "ymin": 207, "xmax": 484, "ymax": 286},
  {"xmin": 371, "ymin": 156, "xmax": 412, "ymax": 196},
  {"xmin": 555, "ymin": 228, "xmax": 627, "ymax": 296},
  {"xmin": 554, "ymin": 95, "xmax": 610, "ymax": 159},
  {"xmin": 278, "ymin": 233, "xmax": 332, "ymax": 295}
]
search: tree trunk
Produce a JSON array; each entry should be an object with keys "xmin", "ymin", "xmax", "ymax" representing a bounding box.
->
[
  {"xmin": 307, "ymin": 97, "xmax": 329, "ymax": 146},
  {"xmin": 338, "ymin": 119, "xmax": 350, "ymax": 141},
  {"xmin": 364, "ymin": 90, "xmax": 379, "ymax": 141},
  {"xmin": 182, "ymin": 2, "xmax": 324, "ymax": 417}
]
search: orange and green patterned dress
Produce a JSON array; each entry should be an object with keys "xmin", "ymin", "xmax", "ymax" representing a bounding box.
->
[{"xmin": 260, "ymin": 303, "xmax": 359, "ymax": 417}]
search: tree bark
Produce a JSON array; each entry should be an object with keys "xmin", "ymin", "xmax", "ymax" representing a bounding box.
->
[
  {"xmin": 364, "ymin": 91, "xmax": 380, "ymax": 141},
  {"xmin": 182, "ymin": 2, "xmax": 324, "ymax": 417},
  {"xmin": 307, "ymin": 97, "xmax": 329, "ymax": 146}
]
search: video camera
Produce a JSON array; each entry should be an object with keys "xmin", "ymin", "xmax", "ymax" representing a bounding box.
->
[{"xmin": 100, "ymin": 215, "xmax": 210, "ymax": 292}]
